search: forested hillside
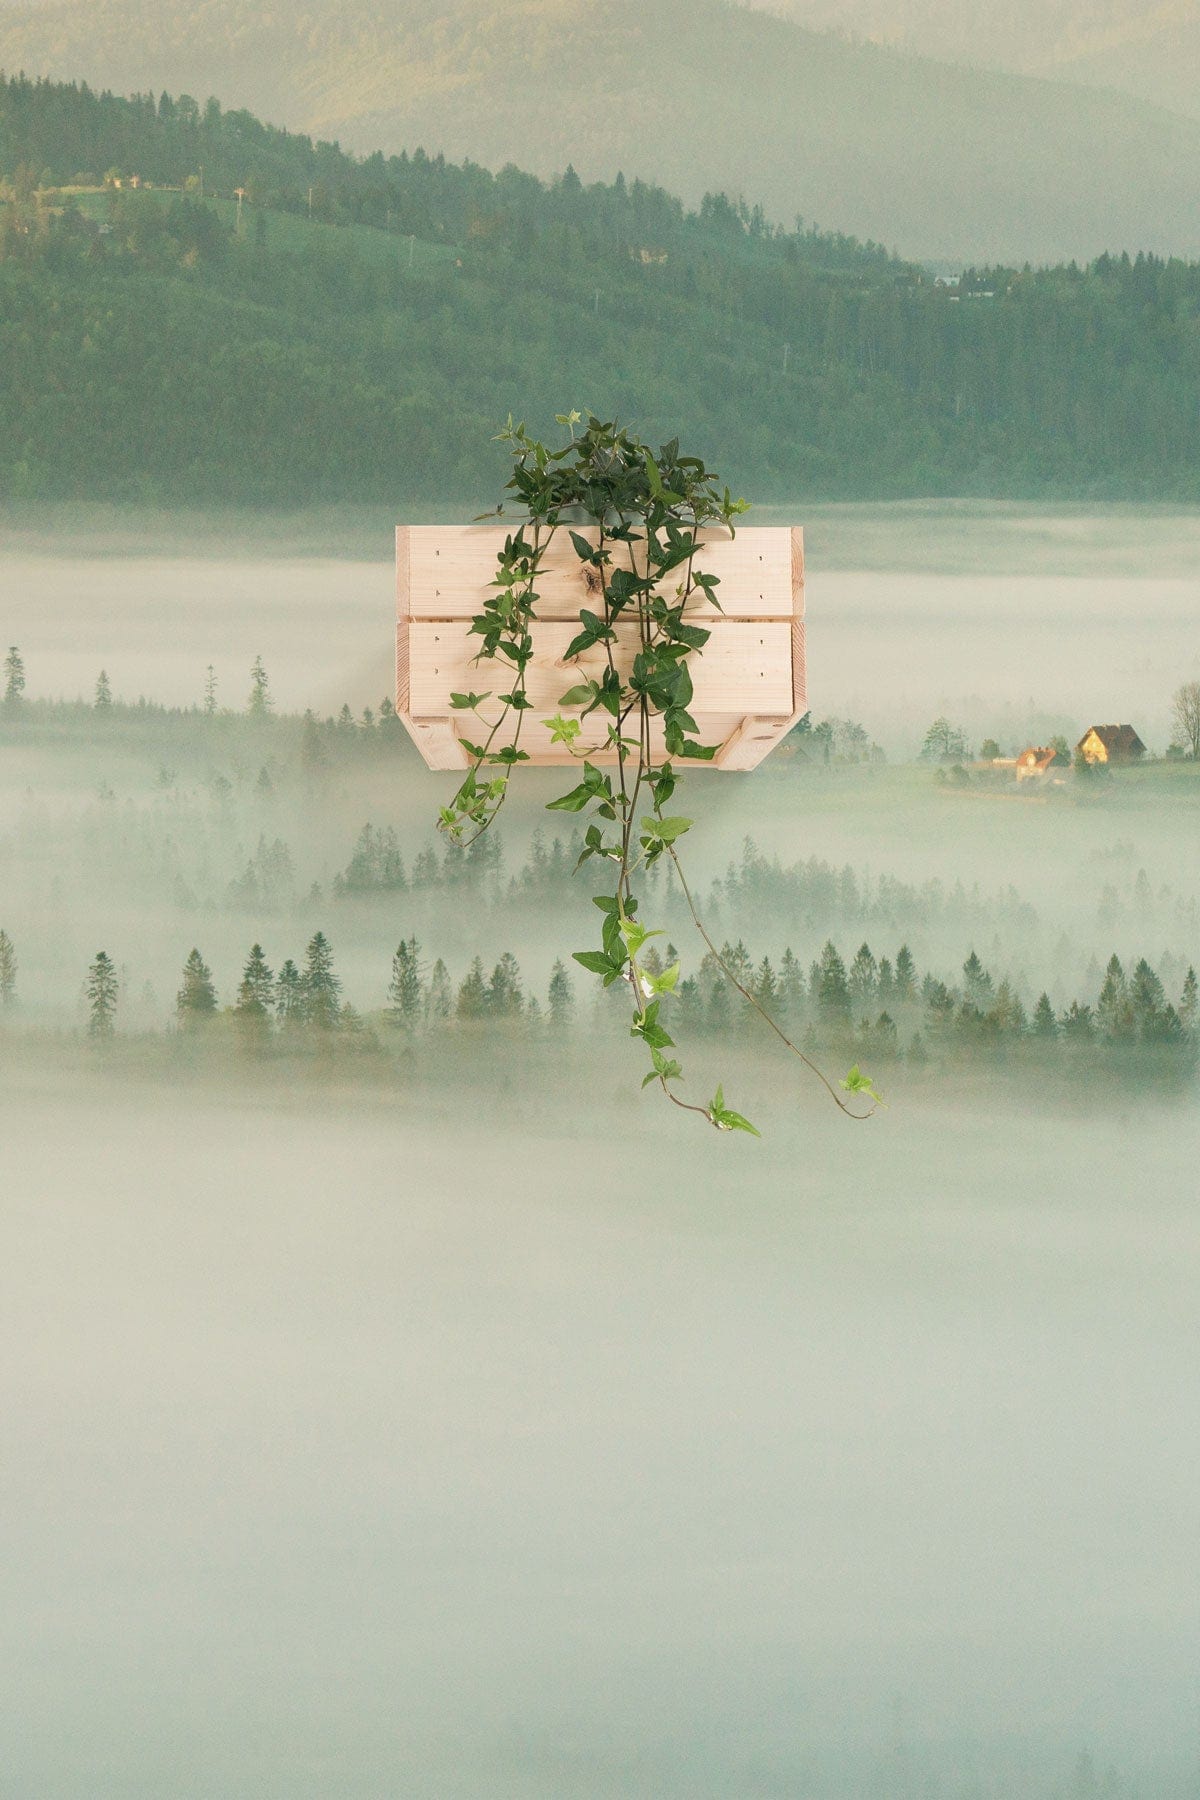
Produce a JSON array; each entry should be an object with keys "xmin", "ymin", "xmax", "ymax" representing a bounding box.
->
[
  {"xmin": 2, "ymin": 75, "xmax": 1200, "ymax": 506},
  {"xmin": 3, "ymin": 0, "xmax": 1200, "ymax": 262}
]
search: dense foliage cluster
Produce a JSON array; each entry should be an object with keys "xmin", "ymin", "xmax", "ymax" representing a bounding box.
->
[{"xmin": 3, "ymin": 75, "xmax": 1200, "ymax": 502}]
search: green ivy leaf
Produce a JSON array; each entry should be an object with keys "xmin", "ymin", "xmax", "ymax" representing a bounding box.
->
[
  {"xmin": 641, "ymin": 815, "xmax": 693, "ymax": 844},
  {"xmin": 642, "ymin": 1047, "xmax": 684, "ymax": 1087},
  {"xmin": 573, "ymin": 949, "xmax": 622, "ymax": 980},
  {"xmin": 705, "ymin": 1085, "xmax": 760, "ymax": 1135},
  {"xmin": 544, "ymin": 714, "xmax": 582, "ymax": 745},
  {"xmin": 546, "ymin": 783, "xmax": 593, "ymax": 812},
  {"xmin": 841, "ymin": 1065, "xmax": 885, "ymax": 1105},
  {"xmin": 620, "ymin": 918, "xmax": 663, "ymax": 956}
]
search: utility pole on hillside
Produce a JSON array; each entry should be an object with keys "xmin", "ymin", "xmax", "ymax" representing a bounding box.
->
[{"xmin": 235, "ymin": 187, "xmax": 246, "ymax": 234}]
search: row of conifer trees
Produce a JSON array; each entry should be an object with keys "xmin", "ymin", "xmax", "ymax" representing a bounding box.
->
[{"xmin": 0, "ymin": 928, "xmax": 1195, "ymax": 1070}]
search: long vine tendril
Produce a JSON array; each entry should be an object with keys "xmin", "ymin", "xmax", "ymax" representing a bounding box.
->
[{"xmin": 437, "ymin": 412, "xmax": 882, "ymax": 1132}]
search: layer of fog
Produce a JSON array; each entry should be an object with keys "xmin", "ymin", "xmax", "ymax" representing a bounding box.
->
[
  {"xmin": 2, "ymin": 505, "xmax": 1198, "ymax": 1795},
  {"xmin": 2, "ymin": 506, "xmax": 1198, "ymax": 1025},
  {"xmin": 2, "ymin": 1073, "xmax": 1198, "ymax": 1797},
  {"xmin": 3, "ymin": 503, "xmax": 1197, "ymax": 749}
]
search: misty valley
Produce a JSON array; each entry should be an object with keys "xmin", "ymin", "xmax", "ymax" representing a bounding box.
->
[{"xmin": 2, "ymin": 508, "xmax": 1198, "ymax": 1796}]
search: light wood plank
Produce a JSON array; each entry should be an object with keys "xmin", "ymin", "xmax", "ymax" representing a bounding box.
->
[
  {"xmin": 404, "ymin": 718, "xmax": 469, "ymax": 770},
  {"xmin": 403, "ymin": 524, "xmax": 793, "ymax": 620},
  {"xmin": 714, "ymin": 717, "xmax": 794, "ymax": 770},
  {"xmin": 787, "ymin": 526, "xmax": 808, "ymax": 725},
  {"xmin": 395, "ymin": 525, "xmax": 411, "ymax": 715},
  {"xmin": 408, "ymin": 620, "xmax": 794, "ymax": 718},
  {"xmin": 434, "ymin": 710, "xmax": 743, "ymax": 765}
]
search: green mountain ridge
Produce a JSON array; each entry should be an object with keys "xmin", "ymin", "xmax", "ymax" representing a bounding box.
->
[
  {"xmin": 2, "ymin": 0, "xmax": 1200, "ymax": 263},
  {"xmin": 2, "ymin": 73, "xmax": 1199, "ymax": 508}
]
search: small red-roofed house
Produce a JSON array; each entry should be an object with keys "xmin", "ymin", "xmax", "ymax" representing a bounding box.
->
[{"xmin": 1016, "ymin": 745, "xmax": 1057, "ymax": 781}]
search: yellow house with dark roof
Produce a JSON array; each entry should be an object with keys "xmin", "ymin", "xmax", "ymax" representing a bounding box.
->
[{"xmin": 1076, "ymin": 725, "xmax": 1146, "ymax": 765}]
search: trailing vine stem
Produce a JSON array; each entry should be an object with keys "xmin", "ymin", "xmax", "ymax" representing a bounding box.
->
[
  {"xmin": 437, "ymin": 412, "xmax": 882, "ymax": 1133},
  {"xmin": 659, "ymin": 840, "xmax": 878, "ymax": 1121}
]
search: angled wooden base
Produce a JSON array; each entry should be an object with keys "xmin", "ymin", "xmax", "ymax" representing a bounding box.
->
[{"xmin": 396, "ymin": 524, "xmax": 805, "ymax": 771}]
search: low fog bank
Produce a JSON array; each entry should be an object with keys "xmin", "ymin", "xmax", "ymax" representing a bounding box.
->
[
  {"xmin": 1, "ymin": 728, "xmax": 1196, "ymax": 1050},
  {"xmin": 2, "ymin": 1075, "xmax": 1198, "ymax": 1797},
  {"xmin": 7, "ymin": 499, "xmax": 1200, "ymax": 576},
  {"xmin": 2, "ymin": 504, "xmax": 1199, "ymax": 754},
  {"xmin": 2, "ymin": 505, "xmax": 1197, "ymax": 1795}
]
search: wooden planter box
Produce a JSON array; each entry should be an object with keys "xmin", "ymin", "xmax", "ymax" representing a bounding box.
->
[{"xmin": 396, "ymin": 524, "xmax": 805, "ymax": 771}]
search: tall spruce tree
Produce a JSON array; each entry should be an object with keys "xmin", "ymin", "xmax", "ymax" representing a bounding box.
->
[
  {"xmin": 1129, "ymin": 958, "xmax": 1166, "ymax": 1031},
  {"xmin": 1061, "ymin": 1000, "xmax": 1095, "ymax": 1041},
  {"xmin": 0, "ymin": 929, "xmax": 16, "ymax": 1009},
  {"xmin": 86, "ymin": 951, "xmax": 118, "ymax": 1039},
  {"xmin": 1032, "ymin": 993, "xmax": 1058, "ymax": 1038},
  {"xmin": 235, "ymin": 944, "xmax": 275, "ymax": 1019},
  {"xmin": 302, "ymin": 931, "xmax": 341, "ymax": 1029},
  {"xmin": 848, "ymin": 943, "xmax": 878, "ymax": 1011},
  {"xmin": 962, "ymin": 950, "xmax": 995, "ymax": 1009},
  {"xmin": 456, "ymin": 956, "xmax": 488, "ymax": 1020},
  {"xmin": 248, "ymin": 655, "xmax": 272, "ymax": 718},
  {"xmin": 276, "ymin": 958, "xmax": 307, "ymax": 1027},
  {"xmin": 427, "ymin": 958, "xmax": 453, "ymax": 1022},
  {"xmin": 3, "ymin": 646, "xmax": 25, "ymax": 707},
  {"xmin": 991, "ymin": 979, "xmax": 1027, "ymax": 1035},
  {"xmin": 1097, "ymin": 954, "xmax": 1134, "ymax": 1041},
  {"xmin": 816, "ymin": 941, "xmax": 851, "ymax": 1026},
  {"xmin": 707, "ymin": 978, "xmax": 732, "ymax": 1033},
  {"xmin": 488, "ymin": 952, "xmax": 524, "ymax": 1018},
  {"xmin": 177, "ymin": 948, "xmax": 218, "ymax": 1021},
  {"xmin": 753, "ymin": 956, "xmax": 779, "ymax": 1010},
  {"xmin": 779, "ymin": 947, "xmax": 805, "ymax": 1015},
  {"xmin": 547, "ymin": 958, "xmax": 574, "ymax": 1028},
  {"xmin": 94, "ymin": 670, "xmax": 112, "ymax": 709},
  {"xmin": 388, "ymin": 937, "xmax": 423, "ymax": 1027},
  {"xmin": 1180, "ymin": 967, "xmax": 1198, "ymax": 1035}
]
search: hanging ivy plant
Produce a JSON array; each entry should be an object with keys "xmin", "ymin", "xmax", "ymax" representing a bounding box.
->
[{"xmin": 437, "ymin": 413, "xmax": 881, "ymax": 1132}]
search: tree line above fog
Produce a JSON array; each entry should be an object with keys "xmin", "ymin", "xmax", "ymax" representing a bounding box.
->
[
  {"xmin": 1, "ymin": 918, "xmax": 1195, "ymax": 1100},
  {"xmin": 2, "ymin": 75, "xmax": 1200, "ymax": 504}
]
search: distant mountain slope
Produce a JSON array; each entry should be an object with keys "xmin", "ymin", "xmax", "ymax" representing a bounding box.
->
[
  {"xmin": 2, "ymin": 0, "xmax": 1200, "ymax": 262},
  {"xmin": 1057, "ymin": 15, "xmax": 1200, "ymax": 120},
  {"xmin": 754, "ymin": 0, "xmax": 1200, "ymax": 120}
]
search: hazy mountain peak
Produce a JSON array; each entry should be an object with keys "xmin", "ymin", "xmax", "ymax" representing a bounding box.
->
[{"xmin": 3, "ymin": 0, "xmax": 1200, "ymax": 261}]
